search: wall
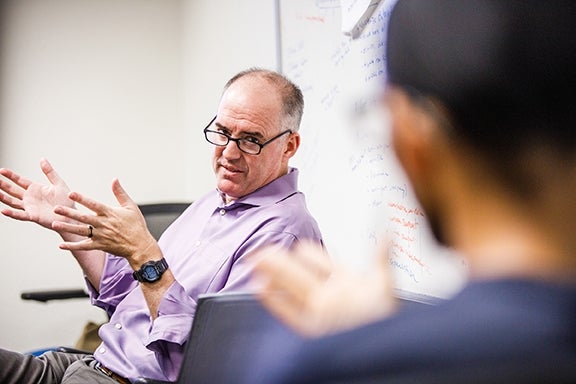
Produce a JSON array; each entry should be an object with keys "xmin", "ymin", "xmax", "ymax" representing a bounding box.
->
[
  {"xmin": 181, "ymin": 0, "xmax": 279, "ymax": 198},
  {"xmin": 0, "ymin": 0, "xmax": 277, "ymax": 352}
]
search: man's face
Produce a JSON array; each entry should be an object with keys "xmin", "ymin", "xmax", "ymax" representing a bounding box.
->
[
  {"xmin": 211, "ymin": 77, "xmax": 296, "ymax": 200},
  {"xmin": 385, "ymin": 87, "xmax": 448, "ymax": 246}
]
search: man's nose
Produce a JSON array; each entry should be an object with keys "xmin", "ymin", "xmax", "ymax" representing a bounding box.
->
[{"xmin": 222, "ymin": 139, "xmax": 242, "ymax": 158}]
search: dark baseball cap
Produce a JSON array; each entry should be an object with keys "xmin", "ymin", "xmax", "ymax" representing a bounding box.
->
[{"xmin": 386, "ymin": 0, "xmax": 576, "ymax": 151}]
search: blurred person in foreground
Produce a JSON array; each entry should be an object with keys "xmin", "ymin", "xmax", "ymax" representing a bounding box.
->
[
  {"xmin": 0, "ymin": 68, "xmax": 323, "ymax": 383},
  {"xmin": 244, "ymin": 1, "xmax": 576, "ymax": 383}
]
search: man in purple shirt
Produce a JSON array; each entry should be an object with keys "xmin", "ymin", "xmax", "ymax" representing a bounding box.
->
[{"xmin": 0, "ymin": 68, "xmax": 323, "ymax": 383}]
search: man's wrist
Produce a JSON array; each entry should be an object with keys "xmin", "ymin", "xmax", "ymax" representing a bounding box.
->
[{"xmin": 133, "ymin": 258, "xmax": 169, "ymax": 283}]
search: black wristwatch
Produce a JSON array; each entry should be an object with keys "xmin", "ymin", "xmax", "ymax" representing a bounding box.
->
[{"xmin": 132, "ymin": 258, "xmax": 169, "ymax": 283}]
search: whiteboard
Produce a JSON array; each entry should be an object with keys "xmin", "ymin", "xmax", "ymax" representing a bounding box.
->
[{"xmin": 279, "ymin": 0, "xmax": 468, "ymax": 300}]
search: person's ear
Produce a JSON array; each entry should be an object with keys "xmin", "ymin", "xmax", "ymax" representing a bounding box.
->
[
  {"xmin": 386, "ymin": 88, "xmax": 440, "ymax": 187},
  {"xmin": 284, "ymin": 131, "xmax": 301, "ymax": 159}
]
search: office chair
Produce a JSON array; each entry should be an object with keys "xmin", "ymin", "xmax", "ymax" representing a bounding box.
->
[
  {"xmin": 136, "ymin": 294, "xmax": 575, "ymax": 384},
  {"xmin": 139, "ymin": 202, "xmax": 191, "ymax": 241},
  {"xmin": 132, "ymin": 292, "xmax": 294, "ymax": 384},
  {"xmin": 133, "ymin": 293, "xmax": 439, "ymax": 384},
  {"xmin": 20, "ymin": 202, "xmax": 191, "ymax": 354}
]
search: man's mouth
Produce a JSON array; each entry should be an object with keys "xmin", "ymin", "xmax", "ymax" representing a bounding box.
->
[{"xmin": 219, "ymin": 163, "xmax": 243, "ymax": 174}]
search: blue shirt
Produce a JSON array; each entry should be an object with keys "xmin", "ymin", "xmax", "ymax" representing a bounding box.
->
[
  {"xmin": 242, "ymin": 278, "xmax": 576, "ymax": 383},
  {"xmin": 87, "ymin": 168, "xmax": 323, "ymax": 380}
]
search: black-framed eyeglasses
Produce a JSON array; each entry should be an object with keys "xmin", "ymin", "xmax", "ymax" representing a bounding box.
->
[{"xmin": 203, "ymin": 115, "xmax": 292, "ymax": 155}]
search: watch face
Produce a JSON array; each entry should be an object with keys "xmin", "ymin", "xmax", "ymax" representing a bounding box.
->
[
  {"xmin": 133, "ymin": 258, "xmax": 168, "ymax": 283},
  {"xmin": 142, "ymin": 265, "xmax": 160, "ymax": 281}
]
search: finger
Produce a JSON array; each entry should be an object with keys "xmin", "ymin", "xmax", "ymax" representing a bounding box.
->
[
  {"xmin": 52, "ymin": 220, "xmax": 94, "ymax": 238},
  {"xmin": 53, "ymin": 205, "xmax": 98, "ymax": 226},
  {"xmin": 0, "ymin": 168, "xmax": 31, "ymax": 199},
  {"xmin": 39, "ymin": 158, "xmax": 69, "ymax": 188},
  {"xmin": 255, "ymin": 249, "xmax": 321, "ymax": 306},
  {"xmin": 0, "ymin": 190, "xmax": 24, "ymax": 211},
  {"xmin": 370, "ymin": 234, "xmax": 398, "ymax": 313},
  {"xmin": 258, "ymin": 288, "xmax": 315, "ymax": 337},
  {"xmin": 59, "ymin": 238, "xmax": 98, "ymax": 252},
  {"xmin": 1, "ymin": 207, "xmax": 30, "ymax": 222},
  {"xmin": 292, "ymin": 241, "xmax": 332, "ymax": 279},
  {"xmin": 66, "ymin": 191, "xmax": 109, "ymax": 216},
  {"xmin": 373, "ymin": 235, "xmax": 394, "ymax": 282},
  {"xmin": 111, "ymin": 179, "xmax": 136, "ymax": 208},
  {"xmin": 256, "ymin": 249, "xmax": 317, "ymax": 291}
]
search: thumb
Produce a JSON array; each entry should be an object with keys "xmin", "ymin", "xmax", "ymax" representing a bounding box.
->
[{"xmin": 373, "ymin": 235, "xmax": 397, "ymax": 302}]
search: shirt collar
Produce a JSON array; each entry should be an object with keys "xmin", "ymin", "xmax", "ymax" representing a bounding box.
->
[{"xmin": 215, "ymin": 167, "xmax": 300, "ymax": 208}]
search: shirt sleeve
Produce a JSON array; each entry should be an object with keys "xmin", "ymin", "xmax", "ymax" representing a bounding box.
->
[
  {"xmin": 146, "ymin": 281, "xmax": 197, "ymax": 380},
  {"xmin": 87, "ymin": 254, "xmax": 137, "ymax": 316},
  {"xmin": 149, "ymin": 281, "xmax": 198, "ymax": 344},
  {"xmin": 92, "ymin": 254, "xmax": 197, "ymax": 380}
]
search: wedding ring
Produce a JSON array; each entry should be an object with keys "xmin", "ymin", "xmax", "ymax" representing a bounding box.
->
[{"xmin": 88, "ymin": 225, "xmax": 94, "ymax": 238}]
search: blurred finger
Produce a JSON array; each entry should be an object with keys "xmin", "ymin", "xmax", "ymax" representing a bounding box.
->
[
  {"xmin": 256, "ymin": 249, "xmax": 322, "ymax": 301},
  {"xmin": 292, "ymin": 241, "xmax": 332, "ymax": 279},
  {"xmin": 374, "ymin": 235, "xmax": 393, "ymax": 279},
  {"xmin": 258, "ymin": 289, "xmax": 314, "ymax": 336},
  {"xmin": 370, "ymin": 234, "xmax": 398, "ymax": 314}
]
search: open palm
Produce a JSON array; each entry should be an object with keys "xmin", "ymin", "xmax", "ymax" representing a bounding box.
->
[{"xmin": 0, "ymin": 158, "xmax": 74, "ymax": 231}]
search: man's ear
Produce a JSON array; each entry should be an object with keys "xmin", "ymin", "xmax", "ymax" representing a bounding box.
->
[
  {"xmin": 284, "ymin": 131, "xmax": 301, "ymax": 159},
  {"xmin": 386, "ymin": 88, "xmax": 440, "ymax": 187}
]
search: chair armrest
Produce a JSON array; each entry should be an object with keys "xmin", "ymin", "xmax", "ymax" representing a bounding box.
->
[
  {"xmin": 130, "ymin": 379, "xmax": 174, "ymax": 384},
  {"xmin": 55, "ymin": 346, "xmax": 93, "ymax": 355},
  {"xmin": 20, "ymin": 289, "xmax": 89, "ymax": 303}
]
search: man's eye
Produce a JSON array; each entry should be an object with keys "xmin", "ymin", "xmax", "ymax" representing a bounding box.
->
[{"xmin": 243, "ymin": 136, "xmax": 261, "ymax": 144}]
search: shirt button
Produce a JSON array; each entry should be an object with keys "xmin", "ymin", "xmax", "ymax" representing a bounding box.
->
[
  {"xmin": 99, "ymin": 347, "xmax": 107, "ymax": 354},
  {"xmin": 194, "ymin": 240, "xmax": 201, "ymax": 247},
  {"xmin": 219, "ymin": 209, "xmax": 226, "ymax": 216},
  {"xmin": 114, "ymin": 323, "xmax": 122, "ymax": 330}
]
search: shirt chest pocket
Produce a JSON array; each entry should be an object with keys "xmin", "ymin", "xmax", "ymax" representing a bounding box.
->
[{"xmin": 173, "ymin": 239, "xmax": 233, "ymax": 298}]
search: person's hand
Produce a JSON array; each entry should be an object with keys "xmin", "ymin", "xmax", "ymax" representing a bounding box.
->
[
  {"xmin": 254, "ymin": 240, "xmax": 398, "ymax": 338},
  {"xmin": 0, "ymin": 158, "xmax": 75, "ymax": 231},
  {"xmin": 52, "ymin": 178, "xmax": 160, "ymax": 268}
]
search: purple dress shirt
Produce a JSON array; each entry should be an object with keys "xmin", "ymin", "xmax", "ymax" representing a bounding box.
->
[{"xmin": 86, "ymin": 168, "xmax": 322, "ymax": 381}]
